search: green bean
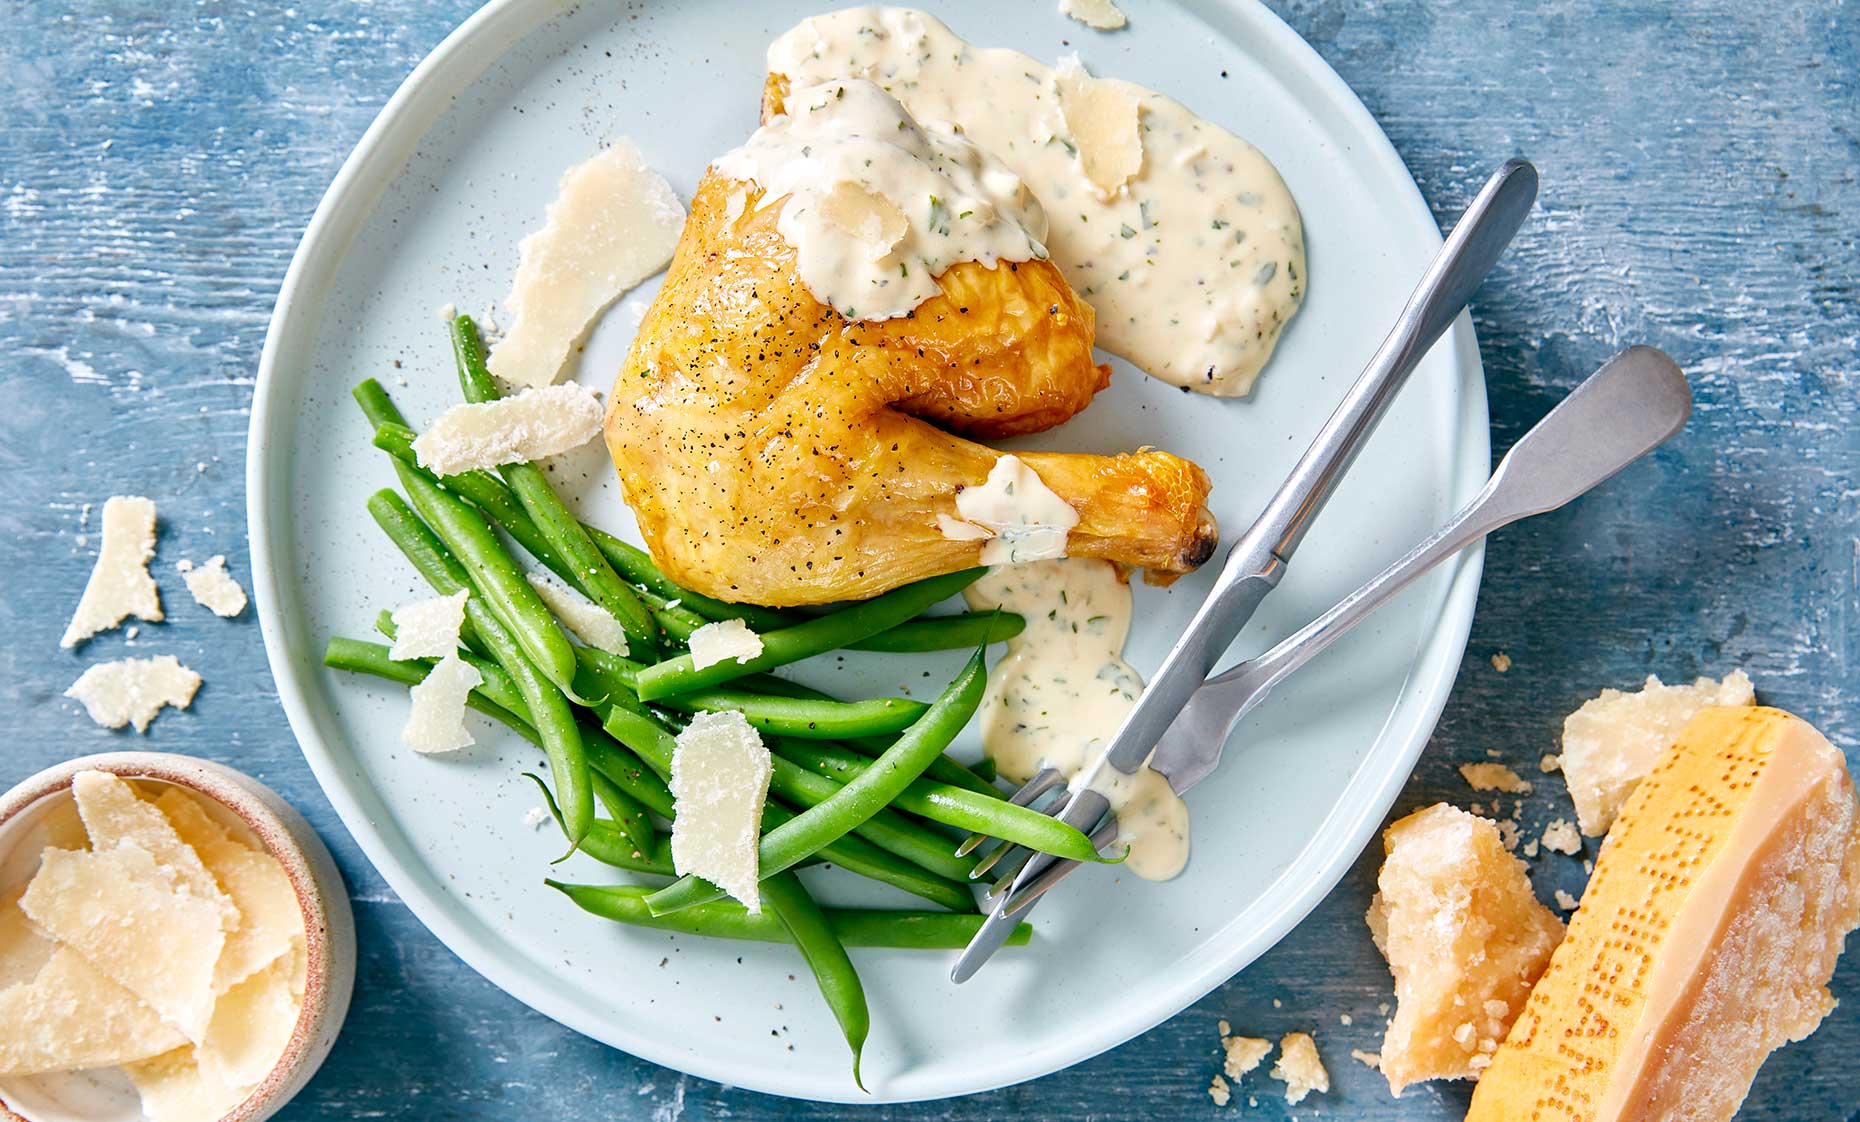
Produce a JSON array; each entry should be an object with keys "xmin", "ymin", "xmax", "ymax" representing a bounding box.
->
[
  {"xmin": 547, "ymin": 882, "xmax": 1033, "ymax": 948},
  {"xmin": 762, "ymin": 871, "xmax": 868, "ymax": 1089},
  {"xmin": 393, "ymin": 465, "xmax": 580, "ymax": 695},
  {"xmin": 773, "ymin": 741, "xmax": 1106, "ymax": 864},
  {"xmin": 738, "ymin": 676, "xmax": 1001, "ymax": 798},
  {"xmin": 656, "ymin": 690, "xmax": 929, "ymax": 739},
  {"xmin": 585, "ymin": 527, "xmax": 802, "ymax": 633},
  {"xmin": 365, "ymin": 490, "xmax": 593, "ymax": 851},
  {"xmin": 449, "ymin": 315, "xmax": 660, "ymax": 652},
  {"xmin": 646, "ymin": 650, "xmax": 987, "ymax": 915},
  {"xmin": 848, "ymin": 612, "xmax": 1025, "ymax": 652},
  {"xmin": 599, "ymin": 705, "xmax": 974, "ymax": 912},
  {"xmin": 323, "ymin": 635, "xmax": 672, "ymax": 821},
  {"xmin": 352, "ymin": 378, "xmax": 409, "ymax": 428},
  {"xmin": 591, "ymin": 768, "xmax": 655, "ymax": 858},
  {"xmin": 525, "ymin": 775, "xmax": 672, "ymax": 875},
  {"xmin": 634, "ymin": 569, "xmax": 985, "ymax": 701}
]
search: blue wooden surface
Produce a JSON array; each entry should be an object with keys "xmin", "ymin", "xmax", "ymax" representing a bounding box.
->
[{"xmin": 1, "ymin": 1, "xmax": 1855, "ymax": 1118}]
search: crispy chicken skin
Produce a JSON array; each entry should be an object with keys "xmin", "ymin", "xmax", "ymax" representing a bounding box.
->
[{"xmin": 603, "ymin": 91, "xmax": 1218, "ymax": 606}]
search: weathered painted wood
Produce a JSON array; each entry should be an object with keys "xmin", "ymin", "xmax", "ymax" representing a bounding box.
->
[{"xmin": 0, "ymin": 1, "xmax": 1853, "ymax": 1119}]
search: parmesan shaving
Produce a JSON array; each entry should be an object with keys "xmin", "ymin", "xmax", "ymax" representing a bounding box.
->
[
  {"xmin": 62, "ymin": 495, "xmax": 162, "ymax": 647},
  {"xmin": 196, "ymin": 953, "xmax": 300, "ymax": 1090},
  {"xmin": 176, "ymin": 555, "xmax": 247, "ymax": 618},
  {"xmin": 123, "ymin": 1045, "xmax": 249, "ymax": 1122},
  {"xmin": 388, "ymin": 589, "xmax": 470, "ymax": 661},
  {"xmin": 65, "ymin": 655, "xmax": 201, "ymax": 732},
  {"xmin": 818, "ymin": 179, "xmax": 909, "ymax": 258},
  {"xmin": 1059, "ymin": 0, "xmax": 1127, "ymax": 30},
  {"xmin": 403, "ymin": 654, "xmax": 483, "ymax": 754},
  {"xmin": 73, "ymin": 771, "xmax": 237, "ymax": 932},
  {"xmin": 411, "ymin": 383, "xmax": 604, "ymax": 475},
  {"xmin": 687, "ymin": 618, "xmax": 765, "ymax": 671},
  {"xmin": 1053, "ymin": 56, "xmax": 1143, "ymax": 199},
  {"xmin": 154, "ymin": 788, "xmax": 302, "ymax": 993},
  {"xmin": 487, "ymin": 138, "xmax": 686, "ymax": 388},
  {"xmin": 670, "ymin": 710, "xmax": 772, "ymax": 912},
  {"xmin": 526, "ymin": 573, "xmax": 629, "ymax": 655},
  {"xmin": 0, "ymin": 948, "xmax": 188, "ymax": 1076},
  {"xmin": 951, "ymin": 455, "xmax": 1079, "ymax": 565},
  {"xmin": 20, "ymin": 842, "xmax": 225, "ymax": 1042}
]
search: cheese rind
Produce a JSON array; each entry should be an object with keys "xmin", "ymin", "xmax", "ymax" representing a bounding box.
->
[
  {"xmin": 1467, "ymin": 706, "xmax": 1860, "ymax": 1122},
  {"xmin": 669, "ymin": 710, "xmax": 772, "ymax": 912},
  {"xmin": 487, "ymin": 138, "xmax": 686, "ymax": 388},
  {"xmin": 1560, "ymin": 669, "xmax": 1754, "ymax": 835},
  {"xmin": 62, "ymin": 495, "xmax": 163, "ymax": 647},
  {"xmin": 65, "ymin": 655, "xmax": 202, "ymax": 732},
  {"xmin": 1369, "ymin": 803, "xmax": 1563, "ymax": 1096}
]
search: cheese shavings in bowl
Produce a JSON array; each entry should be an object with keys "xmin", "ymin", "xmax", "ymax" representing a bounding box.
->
[
  {"xmin": 62, "ymin": 495, "xmax": 163, "ymax": 648},
  {"xmin": 487, "ymin": 138, "xmax": 686, "ymax": 389},
  {"xmin": 412, "ymin": 382, "xmax": 604, "ymax": 476},
  {"xmin": 669, "ymin": 711, "xmax": 772, "ymax": 912}
]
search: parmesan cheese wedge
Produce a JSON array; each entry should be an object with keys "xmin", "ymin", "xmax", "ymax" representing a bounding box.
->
[
  {"xmin": 388, "ymin": 589, "xmax": 470, "ymax": 660},
  {"xmin": 403, "ymin": 654, "xmax": 483, "ymax": 754},
  {"xmin": 1467, "ymin": 706, "xmax": 1860, "ymax": 1122},
  {"xmin": 487, "ymin": 139, "xmax": 686, "ymax": 389},
  {"xmin": 687, "ymin": 618, "xmax": 764, "ymax": 671},
  {"xmin": 65, "ymin": 655, "xmax": 202, "ymax": 732},
  {"xmin": 1368, "ymin": 804, "xmax": 1564, "ymax": 1095},
  {"xmin": 526, "ymin": 573, "xmax": 629, "ymax": 656},
  {"xmin": 669, "ymin": 710, "xmax": 772, "ymax": 912},
  {"xmin": 0, "ymin": 948, "xmax": 188, "ymax": 1075},
  {"xmin": 20, "ymin": 842, "xmax": 225, "ymax": 1042},
  {"xmin": 73, "ymin": 771, "xmax": 238, "ymax": 933},
  {"xmin": 154, "ymin": 788, "xmax": 302, "ymax": 993},
  {"xmin": 176, "ymin": 555, "xmax": 248, "ymax": 618},
  {"xmin": 61, "ymin": 495, "xmax": 163, "ymax": 647},
  {"xmin": 123, "ymin": 1045, "xmax": 250, "ymax": 1122},
  {"xmin": 1054, "ymin": 56, "xmax": 1143, "ymax": 199},
  {"xmin": 411, "ymin": 383, "xmax": 604, "ymax": 475},
  {"xmin": 1560, "ymin": 669, "xmax": 1754, "ymax": 835}
]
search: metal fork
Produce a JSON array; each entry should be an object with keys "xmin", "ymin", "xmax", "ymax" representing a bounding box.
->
[
  {"xmin": 981, "ymin": 344, "xmax": 1691, "ymax": 923},
  {"xmin": 950, "ymin": 158, "xmax": 1541, "ymax": 982}
]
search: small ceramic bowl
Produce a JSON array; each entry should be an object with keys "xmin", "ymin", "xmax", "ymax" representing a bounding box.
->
[{"xmin": 0, "ymin": 752, "xmax": 356, "ymax": 1122}]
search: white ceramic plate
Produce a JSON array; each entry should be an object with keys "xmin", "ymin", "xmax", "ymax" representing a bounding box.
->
[{"xmin": 250, "ymin": 0, "xmax": 1487, "ymax": 1103}]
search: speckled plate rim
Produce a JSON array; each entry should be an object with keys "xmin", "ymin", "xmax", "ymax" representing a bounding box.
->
[{"xmin": 248, "ymin": 0, "xmax": 1487, "ymax": 1102}]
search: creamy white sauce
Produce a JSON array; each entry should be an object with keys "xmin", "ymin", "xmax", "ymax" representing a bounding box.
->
[
  {"xmin": 945, "ymin": 454, "xmax": 1079, "ymax": 565},
  {"xmin": 769, "ymin": 7, "xmax": 1306, "ymax": 396},
  {"xmin": 965, "ymin": 559, "xmax": 1189, "ymax": 880},
  {"xmin": 712, "ymin": 78, "xmax": 1048, "ymax": 321}
]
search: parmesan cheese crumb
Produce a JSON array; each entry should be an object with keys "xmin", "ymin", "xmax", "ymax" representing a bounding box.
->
[
  {"xmin": 527, "ymin": 572, "xmax": 629, "ymax": 655},
  {"xmin": 1539, "ymin": 753, "xmax": 1562, "ymax": 773},
  {"xmin": 389, "ymin": 590, "xmax": 470, "ymax": 661},
  {"xmin": 412, "ymin": 383, "xmax": 604, "ymax": 475},
  {"xmin": 1459, "ymin": 762, "xmax": 1532, "ymax": 794},
  {"xmin": 524, "ymin": 806, "xmax": 552, "ymax": 830},
  {"xmin": 404, "ymin": 655, "xmax": 483, "ymax": 754},
  {"xmin": 1490, "ymin": 651, "xmax": 1511, "ymax": 673},
  {"xmin": 1221, "ymin": 1033, "xmax": 1271, "ymax": 1079},
  {"xmin": 487, "ymin": 139, "xmax": 686, "ymax": 388},
  {"xmin": 1207, "ymin": 1073, "xmax": 1230, "ymax": 1106},
  {"xmin": 1554, "ymin": 889, "xmax": 1579, "ymax": 911},
  {"xmin": 670, "ymin": 711, "xmax": 773, "ymax": 912},
  {"xmin": 1351, "ymin": 1048, "xmax": 1382, "ymax": 1070},
  {"xmin": 1059, "ymin": 0, "xmax": 1127, "ymax": 30},
  {"xmin": 66, "ymin": 656, "xmax": 201, "ymax": 732},
  {"xmin": 176, "ymin": 555, "xmax": 247, "ymax": 618},
  {"xmin": 1541, "ymin": 818, "xmax": 1582, "ymax": 856},
  {"xmin": 688, "ymin": 618, "xmax": 765, "ymax": 671},
  {"xmin": 62, "ymin": 495, "xmax": 163, "ymax": 647},
  {"xmin": 1270, "ymin": 1032, "xmax": 1329, "ymax": 1105}
]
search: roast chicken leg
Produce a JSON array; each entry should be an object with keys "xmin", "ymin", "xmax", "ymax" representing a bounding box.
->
[{"xmin": 604, "ymin": 140, "xmax": 1218, "ymax": 608}]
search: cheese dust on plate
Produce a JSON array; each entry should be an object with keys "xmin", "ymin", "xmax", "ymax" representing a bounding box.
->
[
  {"xmin": 669, "ymin": 710, "xmax": 772, "ymax": 912},
  {"xmin": 965, "ymin": 558, "xmax": 1188, "ymax": 880},
  {"xmin": 768, "ymin": 7, "xmax": 1306, "ymax": 395},
  {"xmin": 62, "ymin": 494, "xmax": 163, "ymax": 647},
  {"xmin": 487, "ymin": 138, "xmax": 685, "ymax": 389},
  {"xmin": 411, "ymin": 382, "xmax": 604, "ymax": 476}
]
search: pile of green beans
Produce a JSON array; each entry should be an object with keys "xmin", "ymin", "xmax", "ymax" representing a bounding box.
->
[{"xmin": 320, "ymin": 316, "xmax": 1102, "ymax": 1083}]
